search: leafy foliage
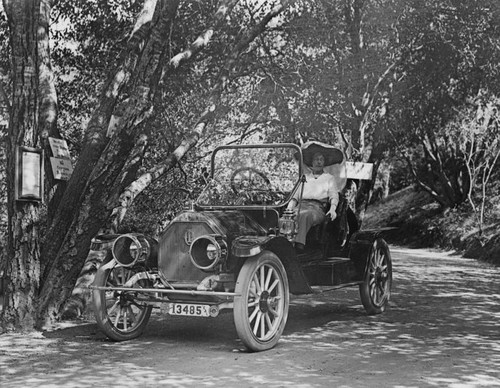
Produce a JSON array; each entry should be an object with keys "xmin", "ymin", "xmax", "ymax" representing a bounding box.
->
[
  {"xmin": 450, "ymin": 93, "xmax": 500, "ymax": 230},
  {"xmin": 386, "ymin": 0, "xmax": 500, "ymax": 208},
  {"xmin": 1, "ymin": 0, "xmax": 498, "ymax": 235},
  {"xmin": 3, "ymin": 0, "xmax": 500, "ymax": 328},
  {"xmin": 51, "ymin": 0, "xmax": 142, "ymax": 152}
]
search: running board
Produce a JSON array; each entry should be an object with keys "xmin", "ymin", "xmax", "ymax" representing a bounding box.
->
[
  {"xmin": 311, "ymin": 282, "xmax": 363, "ymax": 294},
  {"xmin": 301, "ymin": 256, "xmax": 351, "ymax": 267},
  {"xmin": 323, "ymin": 257, "xmax": 351, "ymax": 264}
]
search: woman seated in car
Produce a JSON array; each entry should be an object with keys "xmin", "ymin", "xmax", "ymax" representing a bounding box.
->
[{"xmin": 287, "ymin": 141, "xmax": 344, "ymax": 253}]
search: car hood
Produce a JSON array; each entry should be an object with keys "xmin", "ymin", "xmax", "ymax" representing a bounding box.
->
[
  {"xmin": 170, "ymin": 210, "xmax": 267, "ymax": 239},
  {"xmin": 157, "ymin": 210, "xmax": 268, "ymax": 282}
]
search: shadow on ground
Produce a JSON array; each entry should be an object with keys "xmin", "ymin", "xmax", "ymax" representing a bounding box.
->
[{"xmin": 1, "ymin": 247, "xmax": 500, "ymax": 387}]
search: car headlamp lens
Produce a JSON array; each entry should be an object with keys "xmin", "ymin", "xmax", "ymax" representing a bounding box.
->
[
  {"xmin": 190, "ymin": 235, "xmax": 228, "ymax": 271},
  {"xmin": 206, "ymin": 244, "xmax": 218, "ymax": 261}
]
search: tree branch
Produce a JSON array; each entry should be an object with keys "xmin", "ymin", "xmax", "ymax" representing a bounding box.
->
[
  {"xmin": 110, "ymin": 0, "xmax": 291, "ymax": 229},
  {"xmin": 167, "ymin": 0, "xmax": 239, "ymax": 70}
]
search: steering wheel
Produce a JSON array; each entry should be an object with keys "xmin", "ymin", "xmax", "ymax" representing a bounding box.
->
[{"xmin": 230, "ymin": 167, "xmax": 271, "ymax": 194}]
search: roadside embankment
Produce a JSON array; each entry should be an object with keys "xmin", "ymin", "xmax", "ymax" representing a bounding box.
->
[{"xmin": 363, "ymin": 185, "xmax": 500, "ymax": 266}]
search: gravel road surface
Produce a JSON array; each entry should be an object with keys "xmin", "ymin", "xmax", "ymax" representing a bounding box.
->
[{"xmin": 1, "ymin": 247, "xmax": 499, "ymax": 387}]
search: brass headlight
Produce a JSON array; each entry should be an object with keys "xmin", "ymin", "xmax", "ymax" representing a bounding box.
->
[
  {"xmin": 189, "ymin": 235, "xmax": 227, "ymax": 271},
  {"xmin": 112, "ymin": 234, "xmax": 151, "ymax": 267}
]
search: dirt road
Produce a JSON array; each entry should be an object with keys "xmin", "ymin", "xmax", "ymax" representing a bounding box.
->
[{"xmin": 1, "ymin": 247, "xmax": 499, "ymax": 387}]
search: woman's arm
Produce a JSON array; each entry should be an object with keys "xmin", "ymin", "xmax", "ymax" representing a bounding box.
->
[{"xmin": 326, "ymin": 176, "xmax": 339, "ymax": 220}]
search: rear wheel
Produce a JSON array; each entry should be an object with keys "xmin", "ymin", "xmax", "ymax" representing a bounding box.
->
[
  {"xmin": 234, "ymin": 251, "xmax": 289, "ymax": 352},
  {"xmin": 93, "ymin": 263, "xmax": 152, "ymax": 341},
  {"xmin": 359, "ymin": 238, "xmax": 392, "ymax": 314}
]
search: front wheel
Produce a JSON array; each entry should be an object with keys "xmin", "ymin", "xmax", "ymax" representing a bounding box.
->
[
  {"xmin": 93, "ymin": 263, "xmax": 152, "ymax": 341},
  {"xmin": 234, "ymin": 251, "xmax": 289, "ymax": 352},
  {"xmin": 359, "ymin": 238, "xmax": 392, "ymax": 315}
]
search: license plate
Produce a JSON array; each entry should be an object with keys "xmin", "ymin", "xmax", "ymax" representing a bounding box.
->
[{"xmin": 164, "ymin": 303, "xmax": 210, "ymax": 317}]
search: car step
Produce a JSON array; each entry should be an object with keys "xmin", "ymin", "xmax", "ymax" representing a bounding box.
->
[
  {"xmin": 301, "ymin": 256, "xmax": 350, "ymax": 267},
  {"xmin": 310, "ymin": 281, "xmax": 363, "ymax": 293},
  {"xmin": 321, "ymin": 257, "xmax": 351, "ymax": 265}
]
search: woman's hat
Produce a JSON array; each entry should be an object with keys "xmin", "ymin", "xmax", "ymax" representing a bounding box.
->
[{"xmin": 300, "ymin": 141, "xmax": 344, "ymax": 166}]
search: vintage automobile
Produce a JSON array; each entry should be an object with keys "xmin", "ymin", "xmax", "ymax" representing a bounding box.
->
[{"xmin": 91, "ymin": 142, "xmax": 392, "ymax": 351}]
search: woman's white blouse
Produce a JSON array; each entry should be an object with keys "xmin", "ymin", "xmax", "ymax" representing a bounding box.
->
[{"xmin": 296, "ymin": 172, "xmax": 338, "ymax": 203}]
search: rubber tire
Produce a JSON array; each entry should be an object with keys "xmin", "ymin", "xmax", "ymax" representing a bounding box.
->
[
  {"xmin": 234, "ymin": 251, "xmax": 289, "ymax": 352},
  {"xmin": 359, "ymin": 238, "xmax": 392, "ymax": 315},
  {"xmin": 93, "ymin": 263, "xmax": 152, "ymax": 341}
]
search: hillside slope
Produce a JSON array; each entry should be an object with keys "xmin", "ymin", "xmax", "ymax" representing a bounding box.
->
[{"xmin": 363, "ymin": 185, "xmax": 500, "ymax": 266}]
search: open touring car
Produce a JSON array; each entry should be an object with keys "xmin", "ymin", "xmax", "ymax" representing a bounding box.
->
[{"xmin": 91, "ymin": 143, "xmax": 392, "ymax": 351}]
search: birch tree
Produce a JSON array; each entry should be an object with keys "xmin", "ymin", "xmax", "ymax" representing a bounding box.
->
[{"xmin": 1, "ymin": 0, "xmax": 291, "ymax": 331}]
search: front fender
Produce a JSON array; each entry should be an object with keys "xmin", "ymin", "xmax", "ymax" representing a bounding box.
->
[
  {"xmin": 232, "ymin": 235, "xmax": 312, "ymax": 295},
  {"xmin": 231, "ymin": 236, "xmax": 275, "ymax": 257},
  {"xmin": 349, "ymin": 230, "xmax": 390, "ymax": 279}
]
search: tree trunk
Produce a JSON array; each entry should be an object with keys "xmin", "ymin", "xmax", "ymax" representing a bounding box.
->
[
  {"xmin": 36, "ymin": 0, "xmax": 249, "ymax": 326},
  {"xmin": 1, "ymin": 0, "xmax": 42, "ymax": 331},
  {"xmin": 35, "ymin": 0, "xmax": 181, "ymax": 328},
  {"xmin": 38, "ymin": 0, "xmax": 63, "ymax": 221}
]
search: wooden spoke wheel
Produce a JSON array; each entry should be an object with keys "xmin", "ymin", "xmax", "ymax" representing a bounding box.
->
[
  {"xmin": 93, "ymin": 264, "xmax": 152, "ymax": 341},
  {"xmin": 359, "ymin": 238, "xmax": 392, "ymax": 314},
  {"xmin": 233, "ymin": 251, "xmax": 289, "ymax": 352}
]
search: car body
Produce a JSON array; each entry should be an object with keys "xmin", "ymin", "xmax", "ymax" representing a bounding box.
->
[{"xmin": 91, "ymin": 143, "xmax": 392, "ymax": 351}]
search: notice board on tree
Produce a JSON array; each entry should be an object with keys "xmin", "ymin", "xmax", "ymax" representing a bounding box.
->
[
  {"xmin": 15, "ymin": 146, "xmax": 44, "ymax": 202},
  {"xmin": 49, "ymin": 137, "xmax": 73, "ymax": 180},
  {"xmin": 345, "ymin": 161, "xmax": 374, "ymax": 181}
]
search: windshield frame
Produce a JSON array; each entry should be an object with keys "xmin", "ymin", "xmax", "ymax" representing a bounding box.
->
[{"xmin": 195, "ymin": 143, "xmax": 303, "ymax": 210}]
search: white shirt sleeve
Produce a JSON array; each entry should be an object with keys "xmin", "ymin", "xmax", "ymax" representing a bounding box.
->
[{"xmin": 327, "ymin": 176, "xmax": 339, "ymax": 209}]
